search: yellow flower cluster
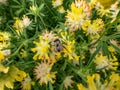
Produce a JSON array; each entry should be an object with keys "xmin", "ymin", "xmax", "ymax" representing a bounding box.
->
[
  {"xmin": 63, "ymin": 40, "xmax": 79, "ymax": 64},
  {"xmin": 13, "ymin": 15, "xmax": 31, "ymax": 36},
  {"xmin": 82, "ymin": 19, "xmax": 104, "ymax": 35},
  {"xmin": 65, "ymin": 0, "xmax": 92, "ymax": 31},
  {"xmin": 0, "ymin": 66, "xmax": 26, "ymax": 90},
  {"xmin": 60, "ymin": 31, "xmax": 79, "ymax": 64},
  {"xmin": 77, "ymin": 73, "xmax": 120, "ymax": 90},
  {"xmin": 31, "ymin": 31, "xmax": 62, "ymax": 64},
  {"xmin": 94, "ymin": 54, "xmax": 118, "ymax": 71},
  {"xmin": 91, "ymin": 0, "xmax": 119, "ymax": 20}
]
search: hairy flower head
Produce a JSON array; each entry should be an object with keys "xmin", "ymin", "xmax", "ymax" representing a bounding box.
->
[
  {"xmin": 82, "ymin": 19, "xmax": 104, "ymax": 35},
  {"xmin": 34, "ymin": 62, "xmax": 57, "ymax": 85},
  {"xmin": 22, "ymin": 15, "xmax": 32, "ymax": 28},
  {"xmin": 75, "ymin": 0, "xmax": 92, "ymax": 17},
  {"xmin": 63, "ymin": 76, "xmax": 74, "ymax": 89},
  {"xmin": 52, "ymin": 0, "xmax": 63, "ymax": 8},
  {"xmin": 66, "ymin": 2, "xmax": 86, "ymax": 31},
  {"xmin": 94, "ymin": 54, "xmax": 118, "ymax": 71},
  {"xmin": 31, "ymin": 36, "xmax": 50, "ymax": 60},
  {"xmin": 13, "ymin": 15, "xmax": 31, "ymax": 36},
  {"xmin": 42, "ymin": 30, "xmax": 58, "ymax": 42}
]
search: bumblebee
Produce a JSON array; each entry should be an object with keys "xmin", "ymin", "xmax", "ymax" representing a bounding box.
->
[{"xmin": 53, "ymin": 39, "xmax": 62, "ymax": 52}]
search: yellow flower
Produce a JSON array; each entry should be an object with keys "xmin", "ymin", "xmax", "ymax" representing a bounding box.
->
[
  {"xmin": 82, "ymin": 19, "xmax": 104, "ymax": 35},
  {"xmin": 0, "ymin": 32, "xmax": 11, "ymax": 41},
  {"xmin": 15, "ymin": 71, "xmax": 27, "ymax": 82},
  {"xmin": 95, "ymin": 0, "xmax": 119, "ymax": 18},
  {"xmin": 0, "ymin": 51, "xmax": 4, "ymax": 61},
  {"xmin": 63, "ymin": 40, "xmax": 79, "ymax": 65},
  {"xmin": 109, "ymin": 55, "xmax": 118, "ymax": 70},
  {"xmin": 75, "ymin": 0, "xmax": 92, "ymax": 17},
  {"xmin": 31, "ymin": 36, "xmax": 50, "ymax": 60},
  {"xmin": 77, "ymin": 84, "xmax": 87, "ymax": 90},
  {"xmin": 77, "ymin": 74, "xmax": 98, "ymax": 90},
  {"xmin": 66, "ymin": 2, "xmax": 86, "ymax": 31},
  {"xmin": 65, "ymin": 0, "xmax": 92, "ymax": 31},
  {"xmin": 0, "ymin": 66, "xmax": 26, "ymax": 90},
  {"xmin": 20, "ymin": 49, "xmax": 27, "ymax": 58},
  {"xmin": 30, "ymin": 5, "xmax": 40, "ymax": 16},
  {"xmin": 90, "ymin": 0, "xmax": 97, "ymax": 8},
  {"xmin": 94, "ymin": 54, "xmax": 118, "ymax": 71},
  {"xmin": 0, "ymin": 32, "xmax": 11, "ymax": 50},
  {"xmin": 52, "ymin": 0, "xmax": 63, "ymax": 8},
  {"xmin": 46, "ymin": 72, "xmax": 57, "ymax": 84},
  {"xmin": 13, "ymin": 18, "xmax": 23, "ymax": 30},
  {"xmin": 13, "ymin": 15, "xmax": 31, "ymax": 36},
  {"xmin": 63, "ymin": 76, "xmax": 74, "ymax": 89},
  {"xmin": 32, "ymin": 30, "xmax": 62, "ymax": 63},
  {"xmin": 97, "ymin": 5, "xmax": 111, "ymax": 17},
  {"xmin": 30, "ymin": 5, "xmax": 37, "ymax": 11},
  {"xmin": 60, "ymin": 31, "xmax": 79, "ymax": 64},
  {"xmin": 108, "ymin": 46, "xmax": 116, "ymax": 53},
  {"xmin": 42, "ymin": 30, "xmax": 58, "ymax": 42},
  {"xmin": 13, "ymin": 18, "xmax": 24, "ymax": 36},
  {"xmin": 34, "ymin": 62, "xmax": 57, "ymax": 85},
  {"xmin": 0, "ymin": 49, "xmax": 11, "ymax": 61},
  {"xmin": 78, "ymin": 73, "xmax": 120, "ymax": 90}
]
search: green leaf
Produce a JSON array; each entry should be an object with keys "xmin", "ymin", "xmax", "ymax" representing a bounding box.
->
[
  {"xmin": 49, "ymin": 82, "xmax": 53, "ymax": 90},
  {"xmin": 12, "ymin": 0, "xmax": 21, "ymax": 5},
  {"xmin": 87, "ymin": 42, "xmax": 102, "ymax": 66},
  {"xmin": 102, "ymin": 42, "xmax": 109, "ymax": 55},
  {"xmin": 59, "ymin": 83, "xmax": 64, "ymax": 90},
  {"xmin": 39, "ymin": 4, "xmax": 44, "ymax": 11},
  {"xmin": 15, "ymin": 8, "xmax": 24, "ymax": 15},
  {"xmin": 60, "ymin": 59, "xmax": 67, "ymax": 71}
]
